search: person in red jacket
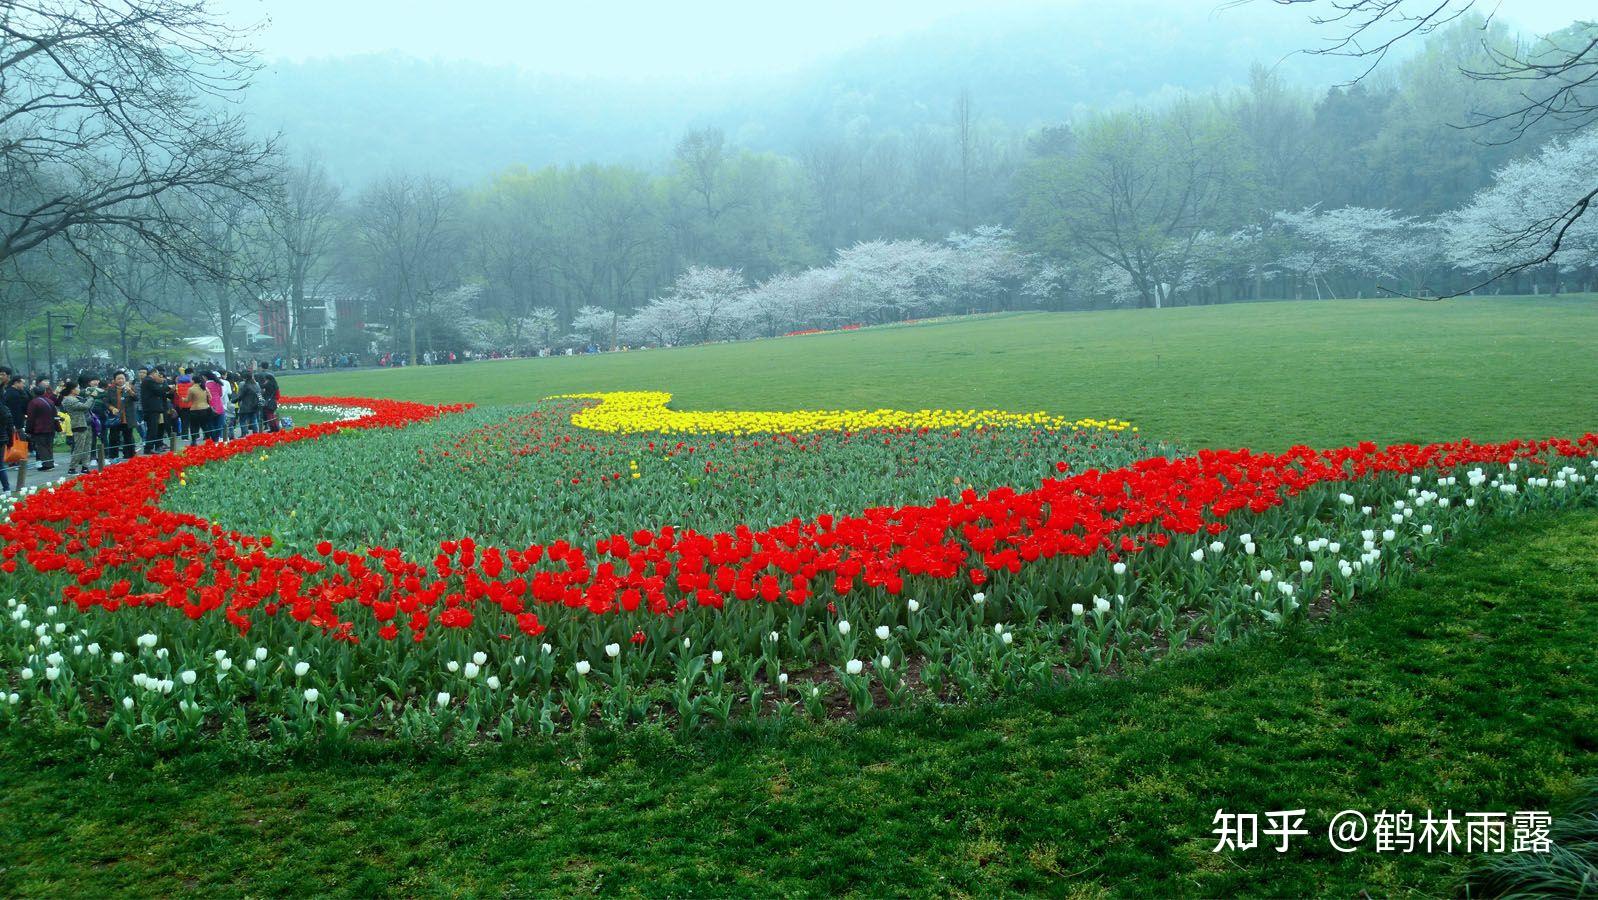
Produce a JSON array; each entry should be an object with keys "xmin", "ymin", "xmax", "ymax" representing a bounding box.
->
[{"xmin": 24, "ymin": 385, "xmax": 57, "ymax": 471}]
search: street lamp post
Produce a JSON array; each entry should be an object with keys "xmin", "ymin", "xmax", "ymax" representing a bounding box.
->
[{"xmin": 44, "ymin": 312, "xmax": 76, "ymax": 379}]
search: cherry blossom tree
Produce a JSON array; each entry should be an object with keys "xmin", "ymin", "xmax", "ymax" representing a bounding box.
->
[
  {"xmin": 1274, "ymin": 205, "xmax": 1441, "ymax": 297},
  {"xmin": 1446, "ymin": 128, "xmax": 1598, "ymax": 288},
  {"xmin": 625, "ymin": 266, "xmax": 747, "ymax": 346},
  {"xmin": 833, "ymin": 239, "xmax": 955, "ymax": 322},
  {"xmin": 566, "ymin": 305, "xmax": 612, "ymax": 348},
  {"xmin": 945, "ymin": 226, "xmax": 1032, "ymax": 312}
]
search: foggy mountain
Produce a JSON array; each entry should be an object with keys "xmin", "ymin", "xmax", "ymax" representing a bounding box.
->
[{"xmin": 241, "ymin": 1, "xmax": 1372, "ymax": 185}]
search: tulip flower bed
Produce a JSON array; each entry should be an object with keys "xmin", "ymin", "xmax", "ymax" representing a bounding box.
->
[{"xmin": 0, "ymin": 390, "xmax": 1594, "ymax": 746}]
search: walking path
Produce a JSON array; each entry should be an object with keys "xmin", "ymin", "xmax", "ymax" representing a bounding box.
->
[{"xmin": 7, "ymin": 447, "xmax": 151, "ymax": 494}]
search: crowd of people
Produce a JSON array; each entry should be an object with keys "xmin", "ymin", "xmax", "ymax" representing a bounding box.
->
[{"xmin": 0, "ymin": 365, "xmax": 285, "ymax": 490}]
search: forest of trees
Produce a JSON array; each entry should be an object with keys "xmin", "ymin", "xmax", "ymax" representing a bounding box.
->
[{"xmin": 1, "ymin": 3, "xmax": 1594, "ymax": 372}]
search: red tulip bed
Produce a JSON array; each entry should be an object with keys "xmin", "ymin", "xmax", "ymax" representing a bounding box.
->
[{"xmin": 1, "ymin": 392, "xmax": 1594, "ymax": 745}]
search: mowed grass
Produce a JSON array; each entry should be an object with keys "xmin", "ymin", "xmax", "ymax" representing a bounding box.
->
[
  {"xmin": 4, "ymin": 296, "xmax": 1598, "ymax": 897},
  {"xmin": 4, "ymin": 511, "xmax": 1597, "ymax": 897},
  {"xmin": 286, "ymin": 296, "xmax": 1598, "ymax": 450}
]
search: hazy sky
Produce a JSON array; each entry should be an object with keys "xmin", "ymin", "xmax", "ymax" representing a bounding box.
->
[{"xmin": 215, "ymin": 0, "xmax": 1594, "ymax": 80}]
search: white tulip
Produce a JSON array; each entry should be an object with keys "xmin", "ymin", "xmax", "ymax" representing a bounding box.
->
[
  {"xmin": 778, "ymin": 673, "xmax": 789, "ymax": 686},
  {"xmin": 436, "ymin": 691, "xmax": 451, "ymax": 707},
  {"xmin": 464, "ymin": 663, "xmax": 480, "ymax": 679},
  {"xmin": 485, "ymin": 675, "xmax": 501, "ymax": 690},
  {"xmin": 45, "ymin": 667, "xmax": 60, "ymax": 681},
  {"xmin": 1300, "ymin": 560, "xmax": 1314, "ymax": 575},
  {"xmin": 472, "ymin": 651, "xmax": 487, "ymax": 666},
  {"xmin": 294, "ymin": 661, "xmax": 310, "ymax": 678},
  {"xmin": 875, "ymin": 625, "xmax": 890, "ymax": 640},
  {"xmin": 907, "ymin": 599, "xmax": 920, "ymax": 613},
  {"xmin": 446, "ymin": 660, "xmax": 460, "ymax": 673},
  {"xmin": 254, "ymin": 647, "xmax": 268, "ymax": 661},
  {"xmin": 1259, "ymin": 570, "xmax": 1274, "ymax": 583},
  {"xmin": 180, "ymin": 670, "xmax": 196, "ymax": 685},
  {"xmin": 575, "ymin": 660, "xmax": 591, "ymax": 675},
  {"xmin": 1112, "ymin": 562, "xmax": 1127, "ymax": 576},
  {"xmin": 972, "ymin": 592, "xmax": 986, "ymax": 604},
  {"xmin": 1071, "ymin": 603, "xmax": 1085, "ymax": 617},
  {"xmin": 845, "ymin": 659, "xmax": 863, "ymax": 675},
  {"xmin": 122, "ymin": 696, "xmax": 134, "ymax": 710},
  {"xmin": 604, "ymin": 643, "xmax": 620, "ymax": 658},
  {"xmin": 711, "ymin": 650, "xmax": 724, "ymax": 665},
  {"xmin": 1001, "ymin": 632, "xmax": 1014, "ymax": 645},
  {"xmin": 878, "ymin": 655, "xmax": 892, "ymax": 669},
  {"xmin": 1093, "ymin": 596, "xmax": 1111, "ymax": 614},
  {"xmin": 303, "ymin": 687, "xmax": 320, "ymax": 703},
  {"xmin": 111, "ymin": 651, "xmax": 125, "ymax": 665},
  {"xmin": 837, "ymin": 620, "xmax": 850, "ymax": 636}
]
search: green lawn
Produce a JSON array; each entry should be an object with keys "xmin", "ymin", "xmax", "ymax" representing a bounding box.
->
[
  {"xmin": 5, "ymin": 296, "xmax": 1598, "ymax": 897},
  {"xmin": 286, "ymin": 296, "xmax": 1598, "ymax": 450}
]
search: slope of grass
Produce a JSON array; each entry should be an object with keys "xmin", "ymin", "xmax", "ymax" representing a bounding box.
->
[
  {"xmin": 3, "ymin": 510, "xmax": 1596, "ymax": 897},
  {"xmin": 286, "ymin": 296, "xmax": 1598, "ymax": 450},
  {"xmin": 4, "ymin": 295, "xmax": 1596, "ymax": 896}
]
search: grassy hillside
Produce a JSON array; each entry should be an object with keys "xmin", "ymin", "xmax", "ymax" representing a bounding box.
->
[
  {"xmin": 286, "ymin": 296, "xmax": 1598, "ymax": 449},
  {"xmin": 5, "ymin": 295, "xmax": 1596, "ymax": 897}
]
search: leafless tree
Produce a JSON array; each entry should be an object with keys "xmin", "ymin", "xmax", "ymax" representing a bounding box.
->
[
  {"xmin": 955, "ymin": 89, "xmax": 975, "ymax": 229},
  {"xmin": 266, "ymin": 155, "xmax": 342, "ymax": 360},
  {"xmin": 0, "ymin": 0, "xmax": 276, "ymax": 273},
  {"xmin": 353, "ymin": 174, "xmax": 458, "ymax": 362}
]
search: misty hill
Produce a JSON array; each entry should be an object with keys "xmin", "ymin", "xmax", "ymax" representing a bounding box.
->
[{"xmin": 241, "ymin": 1, "xmax": 1372, "ymax": 185}]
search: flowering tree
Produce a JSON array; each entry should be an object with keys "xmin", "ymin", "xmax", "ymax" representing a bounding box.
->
[
  {"xmin": 623, "ymin": 266, "xmax": 747, "ymax": 346},
  {"xmin": 1446, "ymin": 129, "xmax": 1598, "ymax": 284},
  {"xmin": 833, "ymin": 239, "xmax": 955, "ymax": 322},
  {"xmin": 945, "ymin": 226, "xmax": 1032, "ymax": 312},
  {"xmin": 1021, "ymin": 261, "xmax": 1080, "ymax": 309},
  {"xmin": 1274, "ymin": 206, "xmax": 1441, "ymax": 297},
  {"xmin": 566, "ymin": 305, "xmax": 612, "ymax": 347}
]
